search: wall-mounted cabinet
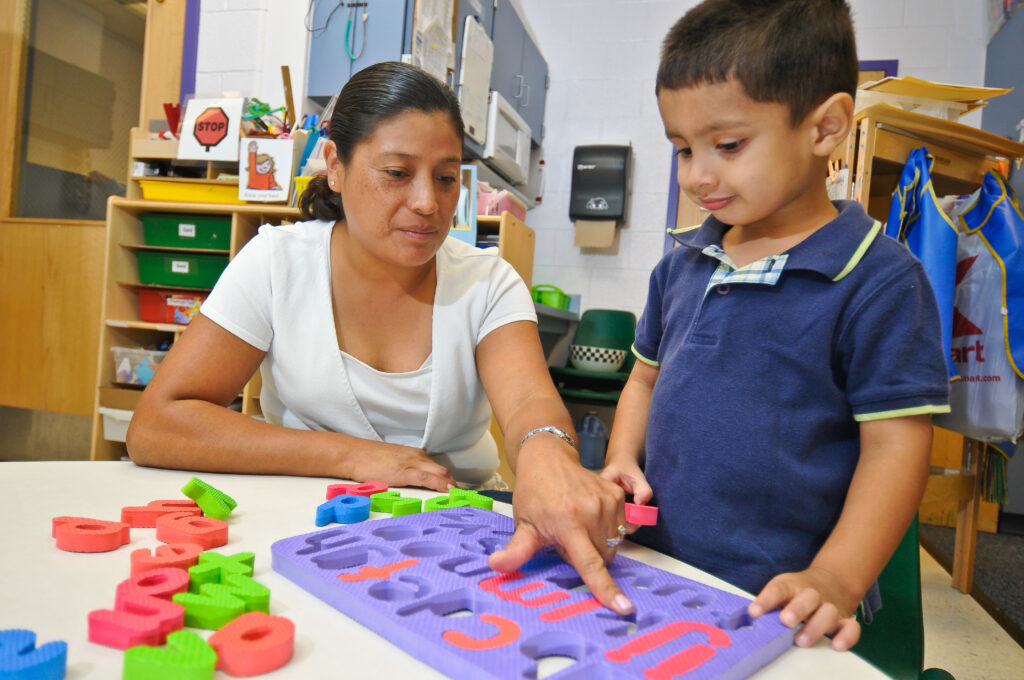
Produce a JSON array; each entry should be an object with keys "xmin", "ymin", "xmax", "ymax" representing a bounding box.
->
[
  {"xmin": 453, "ymin": 0, "xmax": 495, "ymax": 159},
  {"xmin": 306, "ymin": 0, "xmax": 414, "ymax": 104},
  {"xmin": 489, "ymin": 0, "xmax": 547, "ymax": 147},
  {"xmin": 305, "ymin": 0, "xmax": 547, "ymax": 151}
]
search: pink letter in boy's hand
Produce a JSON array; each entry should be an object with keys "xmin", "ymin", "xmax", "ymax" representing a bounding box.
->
[{"xmin": 624, "ymin": 502, "xmax": 658, "ymax": 526}]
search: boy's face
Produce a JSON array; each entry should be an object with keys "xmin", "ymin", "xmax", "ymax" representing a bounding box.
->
[{"xmin": 659, "ymin": 79, "xmax": 824, "ymax": 232}]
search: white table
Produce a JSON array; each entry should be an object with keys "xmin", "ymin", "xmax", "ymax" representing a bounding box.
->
[{"xmin": 0, "ymin": 461, "xmax": 885, "ymax": 679}]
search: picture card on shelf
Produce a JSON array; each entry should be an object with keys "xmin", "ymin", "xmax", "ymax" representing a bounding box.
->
[
  {"xmin": 177, "ymin": 98, "xmax": 244, "ymax": 161},
  {"xmin": 239, "ymin": 138, "xmax": 294, "ymax": 203}
]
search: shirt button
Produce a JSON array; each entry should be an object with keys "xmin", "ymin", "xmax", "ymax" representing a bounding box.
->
[{"xmin": 716, "ymin": 284, "xmax": 730, "ymax": 295}]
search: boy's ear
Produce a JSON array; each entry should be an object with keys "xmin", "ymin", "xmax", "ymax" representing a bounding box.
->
[{"xmin": 807, "ymin": 92, "xmax": 854, "ymax": 158}]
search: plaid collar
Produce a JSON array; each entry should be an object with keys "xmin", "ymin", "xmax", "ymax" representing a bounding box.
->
[{"xmin": 702, "ymin": 245, "xmax": 788, "ymax": 293}]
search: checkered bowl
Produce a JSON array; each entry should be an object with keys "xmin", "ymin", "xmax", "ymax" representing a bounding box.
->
[{"xmin": 569, "ymin": 344, "xmax": 626, "ymax": 373}]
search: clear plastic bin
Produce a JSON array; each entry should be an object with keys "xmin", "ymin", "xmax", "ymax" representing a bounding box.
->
[{"xmin": 111, "ymin": 346, "xmax": 168, "ymax": 386}]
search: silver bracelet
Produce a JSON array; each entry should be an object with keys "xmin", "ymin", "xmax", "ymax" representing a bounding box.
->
[{"xmin": 520, "ymin": 426, "xmax": 577, "ymax": 451}]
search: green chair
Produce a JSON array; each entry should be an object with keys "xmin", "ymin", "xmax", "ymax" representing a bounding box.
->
[
  {"xmin": 550, "ymin": 309, "xmax": 637, "ymax": 406},
  {"xmin": 853, "ymin": 516, "xmax": 955, "ymax": 680}
]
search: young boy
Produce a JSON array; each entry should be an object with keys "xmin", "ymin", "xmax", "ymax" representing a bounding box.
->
[{"xmin": 601, "ymin": 0, "xmax": 950, "ymax": 651}]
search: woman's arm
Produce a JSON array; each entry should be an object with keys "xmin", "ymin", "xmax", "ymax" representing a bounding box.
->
[
  {"xmin": 475, "ymin": 320, "xmax": 634, "ymax": 615},
  {"xmin": 127, "ymin": 314, "xmax": 455, "ymax": 490}
]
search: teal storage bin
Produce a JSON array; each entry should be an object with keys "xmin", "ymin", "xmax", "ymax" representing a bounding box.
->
[
  {"xmin": 141, "ymin": 213, "xmax": 231, "ymax": 250},
  {"xmin": 134, "ymin": 250, "xmax": 228, "ymax": 289}
]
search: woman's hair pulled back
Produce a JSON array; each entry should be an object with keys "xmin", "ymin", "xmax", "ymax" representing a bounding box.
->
[{"xmin": 299, "ymin": 61, "xmax": 465, "ymax": 221}]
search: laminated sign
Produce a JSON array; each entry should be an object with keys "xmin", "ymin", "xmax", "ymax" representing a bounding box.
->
[{"xmin": 177, "ymin": 98, "xmax": 244, "ymax": 162}]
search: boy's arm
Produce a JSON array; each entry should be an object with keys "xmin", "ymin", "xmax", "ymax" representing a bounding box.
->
[
  {"xmin": 750, "ymin": 414, "xmax": 932, "ymax": 650},
  {"xmin": 601, "ymin": 360, "xmax": 660, "ymax": 506}
]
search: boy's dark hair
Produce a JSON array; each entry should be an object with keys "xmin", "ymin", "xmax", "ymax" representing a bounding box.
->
[
  {"xmin": 657, "ymin": 0, "xmax": 858, "ymax": 124},
  {"xmin": 299, "ymin": 62, "xmax": 465, "ymax": 222}
]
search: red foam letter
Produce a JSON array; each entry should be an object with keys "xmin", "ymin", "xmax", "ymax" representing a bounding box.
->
[
  {"xmin": 539, "ymin": 597, "xmax": 602, "ymax": 622},
  {"xmin": 155, "ymin": 511, "xmax": 228, "ymax": 549},
  {"xmin": 478, "ymin": 572, "xmax": 569, "ymax": 609},
  {"xmin": 121, "ymin": 500, "xmax": 201, "ymax": 527},
  {"xmin": 442, "ymin": 614, "xmax": 520, "ymax": 651},
  {"xmin": 208, "ymin": 611, "xmax": 295, "ymax": 676},
  {"xmin": 326, "ymin": 481, "xmax": 388, "ymax": 499},
  {"xmin": 51, "ymin": 516, "xmax": 130, "ymax": 553},
  {"xmin": 605, "ymin": 621, "xmax": 730, "ymax": 677},
  {"xmin": 337, "ymin": 559, "xmax": 419, "ymax": 582},
  {"xmin": 130, "ymin": 543, "xmax": 203, "ymax": 577}
]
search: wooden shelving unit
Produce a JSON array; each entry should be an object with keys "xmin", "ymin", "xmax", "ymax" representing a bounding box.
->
[{"xmin": 89, "ymin": 129, "xmax": 301, "ymax": 461}]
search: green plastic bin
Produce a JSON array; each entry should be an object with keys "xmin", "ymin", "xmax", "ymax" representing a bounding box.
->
[
  {"xmin": 141, "ymin": 213, "xmax": 231, "ymax": 250},
  {"xmin": 134, "ymin": 250, "xmax": 228, "ymax": 289}
]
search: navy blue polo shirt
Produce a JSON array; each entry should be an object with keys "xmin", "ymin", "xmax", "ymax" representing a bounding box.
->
[{"xmin": 631, "ymin": 200, "xmax": 949, "ymax": 594}]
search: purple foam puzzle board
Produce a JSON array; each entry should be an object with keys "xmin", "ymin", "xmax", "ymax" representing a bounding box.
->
[{"xmin": 271, "ymin": 508, "xmax": 794, "ymax": 679}]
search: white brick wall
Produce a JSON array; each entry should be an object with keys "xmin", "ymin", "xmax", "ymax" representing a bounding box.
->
[
  {"xmin": 195, "ymin": 0, "xmax": 989, "ymax": 319},
  {"xmin": 194, "ymin": 0, "xmax": 309, "ymax": 114}
]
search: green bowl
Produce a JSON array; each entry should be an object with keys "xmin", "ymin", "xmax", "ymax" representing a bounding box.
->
[{"xmin": 531, "ymin": 284, "xmax": 569, "ymax": 310}]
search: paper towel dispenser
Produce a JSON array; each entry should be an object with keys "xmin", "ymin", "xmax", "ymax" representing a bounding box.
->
[{"xmin": 569, "ymin": 144, "xmax": 631, "ymax": 223}]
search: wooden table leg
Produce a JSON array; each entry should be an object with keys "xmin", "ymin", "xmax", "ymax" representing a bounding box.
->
[
  {"xmin": 952, "ymin": 438, "xmax": 982, "ymax": 593},
  {"xmin": 853, "ymin": 118, "xmax": 876, "ymax": 206}
]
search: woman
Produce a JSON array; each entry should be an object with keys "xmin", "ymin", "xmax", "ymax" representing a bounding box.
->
[{"xmin": 127, "ymin": 62, "xmax": 634, "ymax": 615}]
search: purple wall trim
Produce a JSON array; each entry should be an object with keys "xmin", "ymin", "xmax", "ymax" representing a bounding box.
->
[
  {"xmin": 179, "ymin": 0, "xmax": 200, "ymax": 106},
  {"xmin": 859, "ymin": 60, "xmax": 899, "ymax": 77}
]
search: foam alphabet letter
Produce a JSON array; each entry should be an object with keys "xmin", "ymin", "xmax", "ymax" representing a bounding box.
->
[
  {"xmin": 121, "ymin": 499, "xmax": 202, "ymax": 527},
  {"xmin": 478, "ymin": 572, "xmax": 570, "ymax": 609},
  {"xmin": 0, "ymin": 629, "xmax": 67, "ymax": 679},
  {"xmin": 208, "ymin": 612, "xmax": 295, "ymax": 677},
  {"xmin": 315, "ymin": 495, "xmax": 370, "ymax": 526},
  {"xmin": 51, "ymin": 516, "xmax": 130, "ymax": 553},
  {"xmin": 605, "ymin": 621, "xmax": 731, "ymax": 678},
  {"xmin": 326, "ymin": 481, "xmax": 388, "ymax": 499},
  {"xmin": 89, "ymin": 568, "xmax": 190, "ymax": 649},
  {"xmin": 122, "ymin": 629, "xmax": 216, "ymax": 680},
  {"xmin": 181, "ymin": 477, "xmax": 237, "ymax": 520},
  {"xmin": 187, "ymin": 552, "xmax": 255, "ymax": 593},
  {"xmin": 624, "ymin": 502, "xmax": 658, "ymax": 526},
  {"xmin": 155, "ymin": 511, "xmax": 228, "ymax": 549},
  {"xmin": 173, "ymin": 574, "xmax": 270, "ymax": 629},
  {"xmin": 130, "ymin": 543, "xmax": 203, "ymax": 577},
  {"xmin": 442, "ymin": 614, "xmax": 520, "ymax": 651}
]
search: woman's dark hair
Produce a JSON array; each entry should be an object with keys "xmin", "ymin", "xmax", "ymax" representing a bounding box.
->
[{"xmin": 299, "ymin": 61, "xmax": 465, "ymax": 221}]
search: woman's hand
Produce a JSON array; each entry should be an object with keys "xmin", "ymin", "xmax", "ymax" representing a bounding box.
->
[
  {"xmin": 749, "ymin": 566, "xmax": 862, "ymax": 651},
  {"xmin": 488, "ymin": 440, "xmax": 634, "ymax": 615},
  {"xmin": 338, "ymin": 439, "xmax": 456, "ymax": 492}
]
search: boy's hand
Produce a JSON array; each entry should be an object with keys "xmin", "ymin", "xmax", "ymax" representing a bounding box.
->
[
  {"xmin": 599, "ymin": 456, "xmax": 653, "ymax": 532},
  {"xmin": 748, "ymin": 566, "xmax": 861, "ymax": 651}
]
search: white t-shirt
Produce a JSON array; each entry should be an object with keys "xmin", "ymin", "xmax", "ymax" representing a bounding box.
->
[{"xmin": 200, "ymin": 220, "xmax": 536, "ymax": 485}]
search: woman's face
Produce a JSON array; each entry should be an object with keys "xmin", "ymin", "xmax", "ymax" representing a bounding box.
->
[{"xmin": 326, "ymin": 110, "xmax": 463, "ymax": 269}]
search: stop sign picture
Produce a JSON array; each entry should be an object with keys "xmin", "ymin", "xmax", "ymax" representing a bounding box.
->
[
  {"xmin": 194, "ymin": 107, "xmax": 229, "ymax": 150},
  {"xmin": 177, "ymin": 97, "xmax": 243, "ymax": 162}
]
